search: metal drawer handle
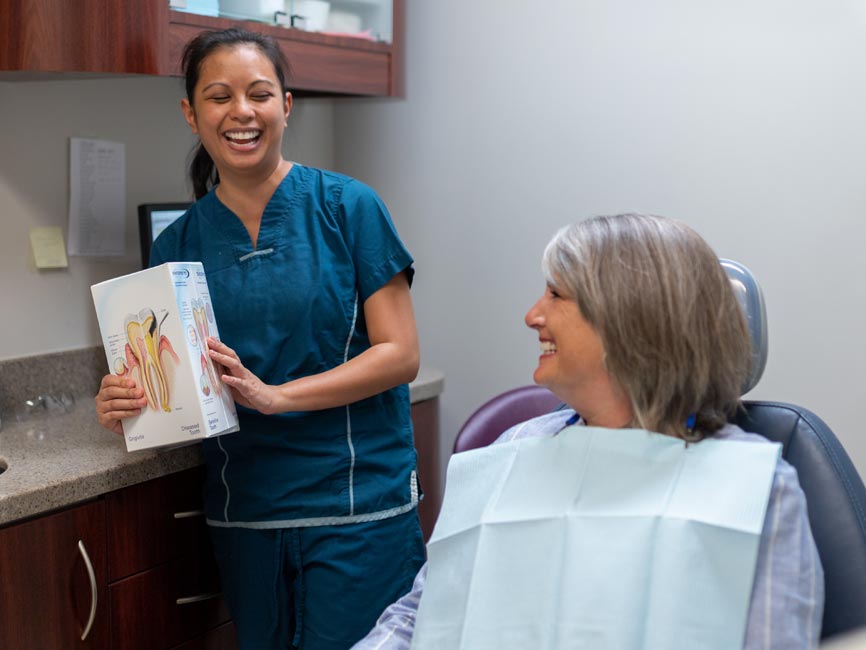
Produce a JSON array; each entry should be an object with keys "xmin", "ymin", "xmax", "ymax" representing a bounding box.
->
[
  {"xmin": 173, "ymin": 509, "xmax": 205, "ymax": 519},
  {"xmin": 77, "ymin": 540, "xmax": 98, "ymax": 641},
  {"xmin": 176, "ymin": 591, "xmax": 221, "ymax": 606}
]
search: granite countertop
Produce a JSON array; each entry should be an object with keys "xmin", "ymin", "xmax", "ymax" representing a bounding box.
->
[{"xmin": 0, "ymin": 366, "xmax": 444, "ymax": 527}]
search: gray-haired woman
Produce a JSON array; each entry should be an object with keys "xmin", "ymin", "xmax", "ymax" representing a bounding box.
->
[{"xmin": 354, "ymin": 213, "xmax": 824, "ymax": 650}]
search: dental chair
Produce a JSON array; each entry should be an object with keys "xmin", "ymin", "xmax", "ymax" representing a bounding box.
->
[
  {"xmin": 454, "ymin": 384, "xmax": 565, "ymax": 454},
  {"xmin": 453, "ymin": 259, "xmax": 866, "ymax": 641}
]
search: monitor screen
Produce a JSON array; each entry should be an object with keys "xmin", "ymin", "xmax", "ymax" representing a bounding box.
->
[{"xmin": 137, "ymin": 203, "xmax": 191, "ymax": 268}]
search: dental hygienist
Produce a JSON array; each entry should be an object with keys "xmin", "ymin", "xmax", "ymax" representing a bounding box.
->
[
  {"xmin": 354, "ymin": 214, "xmax": 824, "ymax": 650},
  {"xmin": 95, "ymin": 27, "xmax": 425, "ymax": 650}
]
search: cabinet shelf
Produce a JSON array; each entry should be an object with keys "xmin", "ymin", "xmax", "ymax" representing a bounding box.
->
[
  {"xmin": 0, "ymin": 0, "xmax": 402, "ymax": 97},
  {"xmin": 168, "ymin": 9, "xmax": 397, "ymax": 96}
]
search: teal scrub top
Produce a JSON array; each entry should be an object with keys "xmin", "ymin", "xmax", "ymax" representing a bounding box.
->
[{"xmin": 150, "ymin": 164, "xmax": 419, "ymax": 528}]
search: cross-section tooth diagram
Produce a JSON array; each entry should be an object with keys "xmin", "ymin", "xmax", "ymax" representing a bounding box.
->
[
  {"xmin": 118, "ymin": 308, "xmax": 180, "ymax": 412},
  {"xmin": 92, "ymin": 262, "xmax": 240, "ymax": 451}
]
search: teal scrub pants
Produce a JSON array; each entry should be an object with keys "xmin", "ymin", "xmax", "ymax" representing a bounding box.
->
[{"xmin": 209, "ymin": 510, "xmax": 425, "ymax": 650}]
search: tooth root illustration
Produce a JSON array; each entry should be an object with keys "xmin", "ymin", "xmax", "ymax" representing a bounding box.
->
[
  {"xmin": 159, "ymin": 334, "xmax": 180, "ymax": 400},
  {"xmin": 202, "ymin": 338, "xmax": 222, "ymax": 397},
  {"xmin": 200, "ymin": 354, "xmax": 212, "ymax": 396},
  {"xmin": 159, "ymin": 334, "xmax": 180, "ymax": 364},
  {"xmin": 192, "ymin": 299, "xmax": 222, "ymax": 396},
  {"xmin": 124, "ymin": 308, "xmax": 176, "ymax": 413},
  {"xmin": 140, "ymin": 309, "xmax": 172, "ymax": 413},
  {"xmin": 124, "ymin": 344, "xmax": 138, "ymax": 368},
  {"xmin": 125, "ymin": 318, "xmax": 157, "ymax": 410},
  {"xmin": 124, "ymin": 344, "xmax": 140, "ymax": 377}
]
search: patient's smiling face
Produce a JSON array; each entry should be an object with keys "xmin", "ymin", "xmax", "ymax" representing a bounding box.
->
[{"xmin": 524, "ymin": 283, "xmax": 608, "ymax": 406}]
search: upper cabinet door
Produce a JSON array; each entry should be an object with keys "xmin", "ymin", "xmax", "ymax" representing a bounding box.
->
[{"xmin": 0, "ymin": 0, "xmax": 168, "ymax": 75}]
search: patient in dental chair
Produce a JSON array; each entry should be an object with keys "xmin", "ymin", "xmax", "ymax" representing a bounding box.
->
[{"xmin": 353, "ymin": 213, "xmax": 824, "ymax": 650}]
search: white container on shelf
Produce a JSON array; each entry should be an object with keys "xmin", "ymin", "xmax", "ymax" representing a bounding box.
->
[
  {"xmin": 326, "ymin": 9, "xmax": 361, "ymax": 34},
  {"xmin": 290, "ymin": 0, "xmax": 331, "ymax": 32},
  {"xmin": 327, "ymin": 0, "xmax": 391, "ymax": 42}
]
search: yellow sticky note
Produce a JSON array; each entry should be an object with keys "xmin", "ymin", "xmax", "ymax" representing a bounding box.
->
[{"xmin": 30, "ymin": 226, "xmax": 69, "ymax": 269}]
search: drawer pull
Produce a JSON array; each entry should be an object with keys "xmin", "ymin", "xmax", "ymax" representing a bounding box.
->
[
  {"xmin": 77, "ymin": 540, "xmax": 98, "ymax": 641},
  {"xmin": 173, "ymin": 510, "xmax": 205, "ymax": 519},
  {"xmin": 176, "ymin": 591, "xmax": 221, "ymax": 606}
]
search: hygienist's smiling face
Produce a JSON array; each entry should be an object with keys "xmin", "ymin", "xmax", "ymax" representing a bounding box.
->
[
  {"xmin": 524, "ymin": 283, "xmax": 609, "ymax": 407},
  {"xmin": 181, "ymin": 43, "xmax": 291, "ymax": 181}
]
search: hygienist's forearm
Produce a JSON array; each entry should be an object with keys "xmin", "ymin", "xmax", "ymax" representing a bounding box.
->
[{"xmin": 269, "ymin": 341, "xmax": 419, "ymax": 413}]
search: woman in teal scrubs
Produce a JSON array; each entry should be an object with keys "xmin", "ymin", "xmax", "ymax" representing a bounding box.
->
[{"xmin": 95, "ymin": 27, "xmax": 425, "ymax": 649}]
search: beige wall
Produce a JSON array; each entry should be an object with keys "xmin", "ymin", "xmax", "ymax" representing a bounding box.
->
[
  {"xmin": 0, "ymin": 76, "xmax": 334, "ymax": 360},
  {"xmin": 334, "ymin": 0, "xmax": 866, "ymax": 478}
]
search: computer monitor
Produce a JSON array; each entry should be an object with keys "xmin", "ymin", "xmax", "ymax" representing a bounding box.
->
[{"xmin": 137, "ymin": 203, "xmax": 191, "ymax": 268}]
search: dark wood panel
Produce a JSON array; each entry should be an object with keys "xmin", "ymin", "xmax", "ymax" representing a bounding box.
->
[
  {"xmin": 171, "ymin": 621, "xmax": 237, "ymax": 650},
  {"xmin": 106, "ymin": 466, "xmax": 209, "ymax": 582},
  {"xmin": 412, "ymin": 397, "xmax": 441, "ymax": 541},
  {"xmin": 282, "ymin": 39, "xmax": 389, "ymax": 95},
  {"xmin": 0, "ymin": 500, "xmax": 109, "ymax": 649},
  {"xmin": 110, "ymin": 554, "xmax": 230, "ymax": 650},
  {"xmin": 167, "ymin": 12, "xmax": 390, "ymax": 96},
  {"xmin": 0, "ymin": 0, "xmax": 168, "ymax": 74}
]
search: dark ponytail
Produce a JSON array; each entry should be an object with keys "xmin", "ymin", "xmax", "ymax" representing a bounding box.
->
[
  {"xmin": 189, "ymin": 143, "xmax": 218, "ymax": 200},
  {"xmin": 181, "ymin": 27, "xmax": 291, "ymax": 199}
]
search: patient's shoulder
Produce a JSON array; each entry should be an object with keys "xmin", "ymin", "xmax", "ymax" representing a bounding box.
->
[
  {"xmin": 493, "ymin": 409, "xmax": 576, "ymax": 445},
  {"xmin": 713, "ymin": 423, "xmax": 800, "ymax": 484},
  {"xmin": 712, "ymin": 422, "xmax": 773, "ymax": 444}
]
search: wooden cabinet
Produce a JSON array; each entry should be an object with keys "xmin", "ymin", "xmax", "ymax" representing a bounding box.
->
[
  {"xmin": 0, "ymin": 500, "xmax": 109, "ymax": 649},
  {"xmin": 106, "ymin": 466, "xmax": 232, "ymax": 649},
  {"xmin": 172, "ymin": 621, "xmax": 238, "ymax": 650},
  {"xmin": 0, "ymin": 468, "xmax": 231, "ymax": 650},
  {"xmin": 167, "ymin": 6, "xmax": 403, "ymax": 96},
  {"xmin": 0, "ymin": 0, "xmax": 168, "ymax": 75},
  {"xmin": 412, "ymin": 397, "xmax": 442, "ymax": 541},
  {"xmin": 0, "ymin": 392, "xmax": 436, "ymax": 647},
  {"xmin": 0, "ymin": 0, "xmax": 403, "ymax": 97},
  {"xmin": 106, "ymin": 465, "xmax": 212, "ymax": 581}
]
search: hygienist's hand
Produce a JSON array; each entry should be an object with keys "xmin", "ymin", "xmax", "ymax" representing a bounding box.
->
[
  {"xmin": 95, "ymin": 374, "xmax": 148, "ymax": 435},
  {"xmin": 206, "ymin": 337, "xmax": 280, "ymax": 414}
]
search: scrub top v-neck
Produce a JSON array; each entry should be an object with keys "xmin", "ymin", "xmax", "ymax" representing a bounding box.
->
[{"xmin": 150, "ymin": 163, "xmax": 419, "ymax": 528}]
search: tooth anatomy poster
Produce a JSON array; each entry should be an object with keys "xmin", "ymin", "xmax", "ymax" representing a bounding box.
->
[{"xmin": 92, "ymin": 262, "xmax": 239, "ymax": 451}]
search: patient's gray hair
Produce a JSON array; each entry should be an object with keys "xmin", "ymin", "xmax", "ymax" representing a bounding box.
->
[{"xmin": 542, "ymin": 213, "xmax": 751, "ymax": 440}]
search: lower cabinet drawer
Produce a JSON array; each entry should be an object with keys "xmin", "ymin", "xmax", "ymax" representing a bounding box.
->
[
  {"xmin": 109, "ymin": 554, "xmax": 230, "ymax": 649},
  {"xmin": 171, "ymin": 621, "xmax": 237, "ymax": 650},
  {"xmin": 107, "ymin": 466, "xmax": 209, "ymax": 581}
]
